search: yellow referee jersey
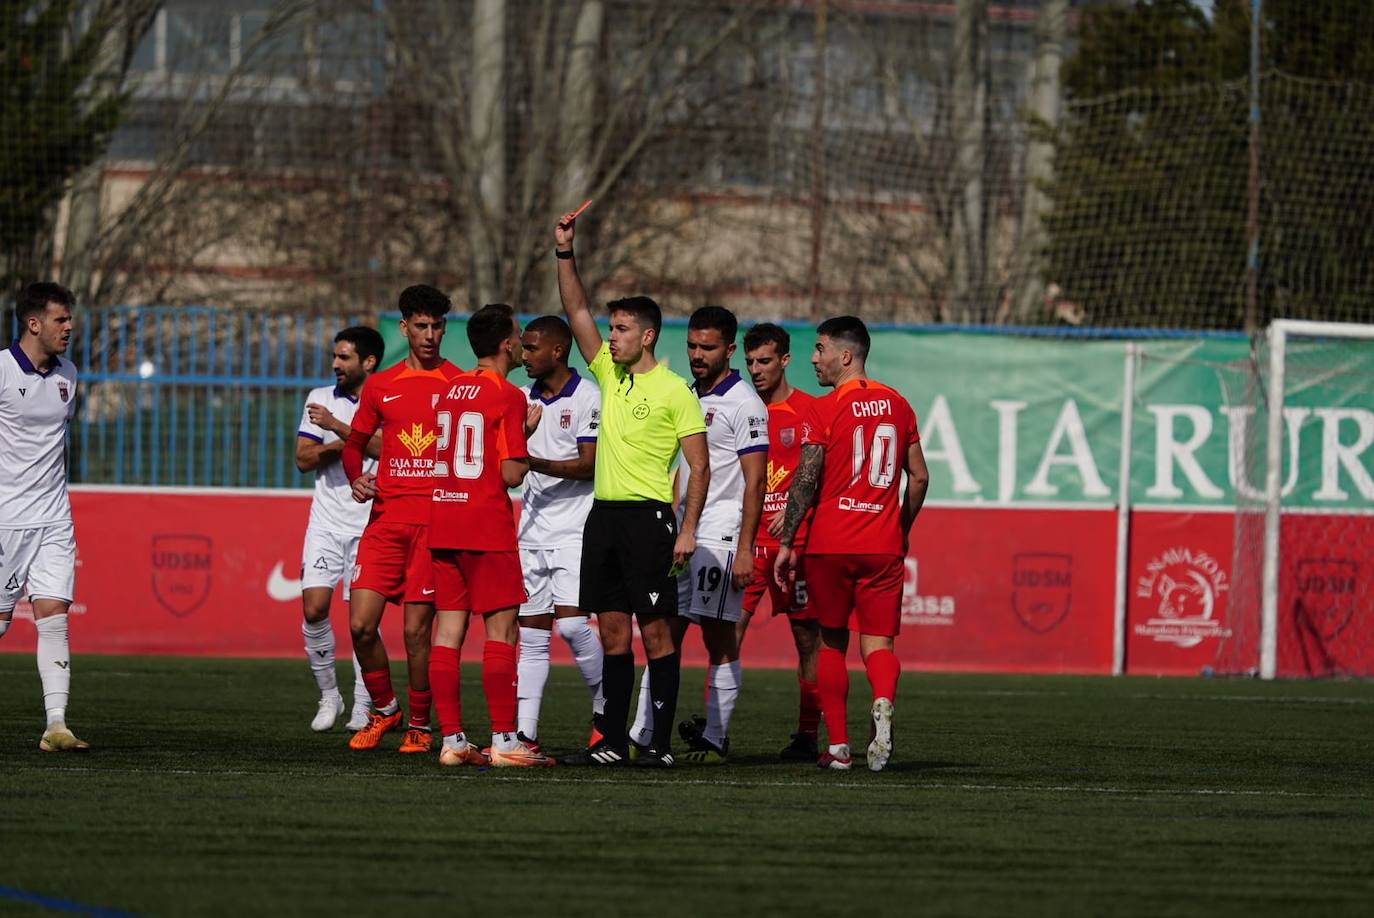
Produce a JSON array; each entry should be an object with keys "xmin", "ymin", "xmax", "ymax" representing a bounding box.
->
[{"xmin": 586, "ymin": 342, "xmax": 705, "ymax": 503}]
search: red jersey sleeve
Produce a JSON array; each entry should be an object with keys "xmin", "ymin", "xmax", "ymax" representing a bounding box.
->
[{"xmin": 342, "ymin": 378, "xmax": 381, "ymax": 483}]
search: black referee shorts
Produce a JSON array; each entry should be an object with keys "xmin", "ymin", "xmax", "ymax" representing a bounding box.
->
[{"xmin": 579, "ymin": 500, "xmax": 678, "ymax": 619}]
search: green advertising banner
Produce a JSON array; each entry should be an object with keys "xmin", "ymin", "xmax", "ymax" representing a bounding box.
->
[{"xmin": 380, "ymin": 318, "xmax": 1374, "ymax": 510}]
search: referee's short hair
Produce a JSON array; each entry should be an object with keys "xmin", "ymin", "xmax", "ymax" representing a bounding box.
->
[
  {"xmin": 468, "ymin": 303, "xmax": 517, "ymax": 358},
  {"xmin": 17, "ymin": 282, "xmax": 75, "ymax": 327},
  {"xmin": 816, "ymin": 315, "xmax": 870, "ymax": 361},
  {"xmin": 398, "ymin": 284, "xmax": 451, "ymax": 320},
  {"xmin": 607, "ymin": 296, "xmax": 662, "ymax": 339},
  {"xmin": 335, "ymin": 326, "xmax": 385, "ymax": 367},
  {"xmin": 743, "ymin": 322, "xmax": 789, "ymax": 355},
  {"xmin": 688, "ymin": 305, "xmax": 737, "ymax": 344},
  {"xmin": 525, "ymin": 315, "xmax": 572, "ymax": 352}
]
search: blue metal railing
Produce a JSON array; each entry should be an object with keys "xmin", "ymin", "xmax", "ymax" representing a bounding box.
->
[
  {"xmin": 44, "ymin": 306, "xmax": 370, "ymax": 489},
  {"xmin": 3, "ymin": 303, "xmax": 1258, "ymax": 490}
]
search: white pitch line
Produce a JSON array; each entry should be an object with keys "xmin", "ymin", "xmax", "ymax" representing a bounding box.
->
[
  {"xmin": 0, "ymin": 672, "xmax": 1370, "ymax": 707},
  {"xmin": 31, "ymin": 766, "xmax": 1370, "ymax": 800}
]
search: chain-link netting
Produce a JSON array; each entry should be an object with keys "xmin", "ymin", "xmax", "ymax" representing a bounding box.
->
[
  {"xmin": 1219, "ymin": 333, "xmax": 1374, "ymax": 677},
  {"xmin": 4, "ymin": 0, "xmax": 1374, "ymax": 328}
]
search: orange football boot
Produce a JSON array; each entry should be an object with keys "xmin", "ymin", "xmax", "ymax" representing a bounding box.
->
[
  {"xmin": 398, "ymin": 727, "xmax": 433, "ymax": 754},
  {"xmin": 348, "ymin": 709, "xmax": 403, "ymax": 750}
]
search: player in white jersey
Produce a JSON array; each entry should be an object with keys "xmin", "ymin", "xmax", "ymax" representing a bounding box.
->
[
  {"xmin": 294, "ymin": 326, "xmax": 385, "ymax": 732},
  {"xmin": 630, "ymin": 306, "xmax": 767, "ymax": 763},
  {"xmin": 0, "ymin": 283, "xmax": 87, "ymax": 752},
  {"xmin": 515, "ymin": 315, "xmax": 606, "ymax": 749}
]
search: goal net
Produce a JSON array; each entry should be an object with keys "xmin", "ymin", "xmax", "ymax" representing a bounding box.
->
[{"xmin": 1220, "ymin": 321, "xmax": 1374, "ymax": 679}]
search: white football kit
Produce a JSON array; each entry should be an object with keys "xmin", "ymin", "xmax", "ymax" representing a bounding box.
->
[
  {"xmin": 518, "ymin": 371, "xmax": 599, "ymax": 616},
  {"xmin": 676, "ymin": 370, "xmax": 769, "ymax": 623},
  {"xmin": 297, "ymin": 385, "xmax": 375, "ymax": 597},
  {"xmin": 0, "ymin": 342, "xmax": 79, "ymax": 612}
]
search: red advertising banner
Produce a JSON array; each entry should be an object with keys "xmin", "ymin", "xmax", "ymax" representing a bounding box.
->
[
  {"xmin": 1278, "ymin": 514, "xmax": 1374, "ymax": 678},
  {"xmin": 899, "ymin": 507, "xmax": 1117, "ymax": 674},
  {"xmin": 1125, "ymin": 510, "xmax": 1374, "ymax": 678},
  {"xmin": 0, "ymin": 488, "xmax": 820, "ymax": 670},
  {"xmin": 1125, "ymin": 510, "xmax": 1237, "ymax": 676},
  {"xmin": 6, "ymin": 488, "xmax": 1363, "ymax": 677}
]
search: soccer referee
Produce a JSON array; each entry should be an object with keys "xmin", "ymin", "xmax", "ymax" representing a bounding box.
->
[{"xmin": 553, "ymin": 209, "xmax": 709, "ymax": 767}]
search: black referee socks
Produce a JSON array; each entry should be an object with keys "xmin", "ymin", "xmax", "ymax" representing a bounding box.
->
[{"xmin": 647, "ymin": 652, "xmax": 681, "ymax": 751}]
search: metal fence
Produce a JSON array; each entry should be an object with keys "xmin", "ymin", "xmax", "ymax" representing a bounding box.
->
[{"xmin": 15, "ymin": 306, "xmax": 371, "ymax": 489}]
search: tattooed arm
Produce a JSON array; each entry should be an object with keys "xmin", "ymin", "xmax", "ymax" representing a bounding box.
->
[
  {"xmin": 776, "ymin": 444, "xmax": 823, "ymax": 548},
  {"xmin": 772, "ymin": 444, "xmax": 823, "ymax": 589}
]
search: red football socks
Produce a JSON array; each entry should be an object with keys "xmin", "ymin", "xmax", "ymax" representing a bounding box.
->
[
  {"xmin": 361, "ymin": 668, "xmax": 396, "ymax": 712},
  {"xmin": 429, "ymin": 645, "xmax": 463, "ymax": 736},
  {"xmin": 817, "ymin": 646, "xmax": 850, "ymax": 747},
  {"xmin": 798, "ymin": 677, "xmax": 822, "ymax": 737},
  {"xmin": 407, "ymin": 688, "xmax": 432, "ymax": 730},
  {"xmin": 483, "ymin": 641, "xmax": 518, "ymax": 735},
  {"xmin": 864, "ymin": 648, "xmax": 901, "ymax": 704}
]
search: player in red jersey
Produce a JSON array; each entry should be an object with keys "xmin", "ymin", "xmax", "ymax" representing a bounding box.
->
[
  {"xmin": 736, "ymin": 323, "xmax": 825, "ymax": 762},
  {"xmin": 429, "ymin": 304, "xmax": 552, "ymax": 767},
  {"xmin": 774, "ymin": 316, "xmax": 929, "ymax": 773},
  {"xmin": 341, "ymin": 285, "xmax": 464, "ymax": 752}
]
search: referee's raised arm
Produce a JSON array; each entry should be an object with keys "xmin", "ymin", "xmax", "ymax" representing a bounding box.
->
[{"xmin": 554, "ymin": 211, "xmax": 602, "ymax": 365}]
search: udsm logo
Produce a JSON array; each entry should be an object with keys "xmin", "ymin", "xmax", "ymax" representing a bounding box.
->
[
  {"xmin": 1295, "ymin": 558, "xmax": 1358, "ymax": 639},
  {"xmin": 151, "ymin": 534, "xmax": 213, "ymax": 617},
  {"xmin": 1011, "ymin": 552, "xmax": 1073, "ymax": 634}
]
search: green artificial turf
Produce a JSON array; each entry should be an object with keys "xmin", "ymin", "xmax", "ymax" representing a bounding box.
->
[{"xmin": 1, "ymin": 655, "xmax": 1371, "ymax": 917}]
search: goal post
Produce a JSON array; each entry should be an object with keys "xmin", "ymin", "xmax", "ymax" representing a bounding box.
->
[{"xmin": 1257, "ymin": 320, "xmax": 1374, "ymax": 680}]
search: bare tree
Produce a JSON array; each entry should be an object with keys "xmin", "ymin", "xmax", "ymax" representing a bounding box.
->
[
  {"xmin": 1009, "ymin": 0, "xmax": 1066, "ymax": 322},
  {"xmin": 58, "ymin": 0, "xmax": 314, "ymax": 309}
]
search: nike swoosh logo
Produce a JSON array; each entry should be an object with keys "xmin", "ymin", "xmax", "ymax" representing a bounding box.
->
[
  {"xmin": 421, "ymin": 588, "xmax": 436, "ymax": 596},
  {"xmin": 266, "ymin": 562, "xmax": 302, "ymax": 602},
  {"xmin": 383, "ymin": 395, "xmax": 403, "ymax": 402}
]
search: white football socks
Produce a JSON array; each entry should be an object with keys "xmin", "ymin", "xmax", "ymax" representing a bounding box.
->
[
  {"xmin": 302, "ymin": 619, "xmax": 338, "ymax": 695},
  {"xmin": 35, "ymin": 614, "xmax": 71, "ymax": 726},
  {"xmin": 556, "ymin": 615, "xmax": 606, "ymax": 716},
  {"xmin": 0, "ymin": 618, "xmax": 10, "ymax": 641},
  {"xmin": 703, "ymin": 660, "xmax": 742, "ymax": 748},
  {"xmin": 517, "ymin": 625, "xmax": 551, "ymax": 740},
  {"xmin": 350, "ymin": 652, "xmax": 370, "ymax": 710},
  {"xmin": 493, "ymin": 731, "xmax": 519, "ymax": 753},
  {"xmin": 442, "ymin": 731, "xmax": 469, "ymax": 750},
  {"xmin": 629, "ymin": 665, "xmax": 654, "ymax": 747}
]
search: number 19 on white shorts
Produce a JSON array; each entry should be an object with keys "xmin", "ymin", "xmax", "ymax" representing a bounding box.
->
[{"xmin": 677, "ymin": 540, "xmax": 743, "ymax": 624}]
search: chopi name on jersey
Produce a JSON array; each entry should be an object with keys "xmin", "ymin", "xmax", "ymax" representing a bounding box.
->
[{"xmin": 852, "ymin": 398, "xmax": 894, "ymax": 418}]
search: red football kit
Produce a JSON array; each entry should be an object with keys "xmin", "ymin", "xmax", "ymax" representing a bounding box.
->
[
  {"xmin": 802, "ymin": 377, "xmax": 919, "ymax": 637},
  {"xmin": 343, "ymin": 359, "xmax": 463, "ymax": 603},
  {"xmin": 429, "ymin": 368, "xmax": 529, "ymax": 615},
  {"xmin": 743, "ymin": 388, "xmax": 820, "ymax": 621}
]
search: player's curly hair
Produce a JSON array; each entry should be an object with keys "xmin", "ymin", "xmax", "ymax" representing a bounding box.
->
[{"xmin": 397, "ymin": 284, "xmax": 451, "ymax": 320}]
